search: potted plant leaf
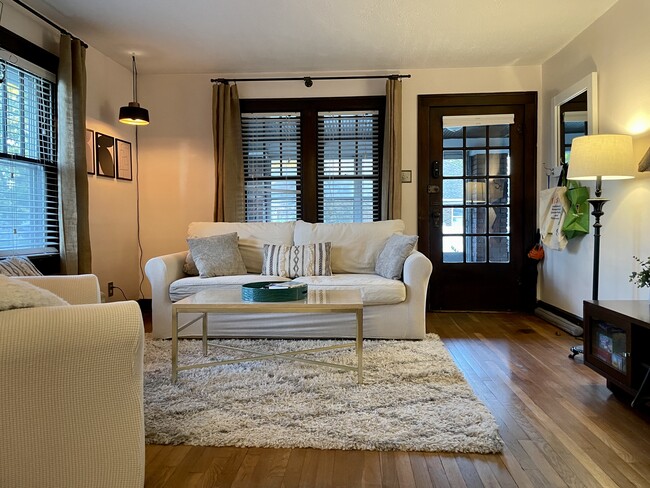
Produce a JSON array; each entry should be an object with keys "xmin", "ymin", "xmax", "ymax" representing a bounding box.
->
[{"xmin": 629, "ymin": 256, "xmax": 650, "ymax": 289}]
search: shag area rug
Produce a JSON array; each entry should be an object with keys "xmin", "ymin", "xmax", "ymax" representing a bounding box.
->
[{"xmin": 144, "ymin": 335, "xmax": 503, "ymax": 453}]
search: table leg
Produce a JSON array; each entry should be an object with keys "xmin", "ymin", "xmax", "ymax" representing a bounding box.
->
[
  {"xmin": 202, "ymin": 313, "xmax": 208, "ymax": 356},
  {"xmin": 356, "ymin": 309, "xmax": 363, "ymax": 384},
  {"xmin": 172, "ymin": 310, "xmax": 178, "ymax": 383}
]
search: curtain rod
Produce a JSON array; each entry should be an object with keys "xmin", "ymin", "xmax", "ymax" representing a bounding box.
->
[
  {"xmin": 11, "ymin": 0, "xmax": 88, "ymax": 48},
  {"xmin": 211, "ymin": 73, "xmax": 411, "ymax": 87}
]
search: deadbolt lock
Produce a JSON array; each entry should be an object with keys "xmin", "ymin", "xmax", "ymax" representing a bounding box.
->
[{"xmin": 428, "ymin": 185, "xmax": 440, "ymax": 194}]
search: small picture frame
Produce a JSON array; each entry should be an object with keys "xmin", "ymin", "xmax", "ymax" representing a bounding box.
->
[
  {"xmin": 115, "ymin": 139, "xmax": 132, "ymax": 181},
  {"xmin": 400, "ymin": 170, "xmax": 412, "ymax": 183},
  {"xmin": 95, "ymin": 132, "xmax": 115, "ymax": 178},
  {"xmin": 85, "ymin": 129, "xmax": 95, "ymax": 175}
]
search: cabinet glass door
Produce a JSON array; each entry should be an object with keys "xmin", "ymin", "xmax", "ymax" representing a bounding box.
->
[{"xmin": 591, "ymin": 319, "xmax": 628, "ymax": 374}]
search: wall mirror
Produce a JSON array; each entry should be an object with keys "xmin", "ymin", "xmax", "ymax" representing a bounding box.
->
[{"xmin": 552, "ymin": 72, "xmax": 598, "ymax": 167}]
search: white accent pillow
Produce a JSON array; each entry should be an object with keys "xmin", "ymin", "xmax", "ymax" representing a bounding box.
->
[
  {"xmin": 186, "ymin": 233, "xmax": 247, "ymax": 278},
  {"xmin": 0, "ymin": 275, "xmax": 69, "ymax": 311},
  {"xmin": 262, "ymin": 243, "xmax": 332, "ymax": 278},
  {"xmin": 375, "ymin": 234, "xmax": 418, "ymax": 280}
]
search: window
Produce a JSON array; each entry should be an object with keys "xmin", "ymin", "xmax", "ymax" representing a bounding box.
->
[
  {"xmin": 0, "ymin": 60, "xmax": 58, "ymax": 257},
  {"xmin": 240, "ymin": 97, "xmax": 384, "ymax": 223}
]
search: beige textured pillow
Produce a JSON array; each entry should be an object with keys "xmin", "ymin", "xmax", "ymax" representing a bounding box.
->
[
  {"xmin": 186, "ymin": 233, "xmax": 247, "ymax": 277},
  {"xmin": 0, "ymin": 275, "xmax": 69, "ymax": 311}
]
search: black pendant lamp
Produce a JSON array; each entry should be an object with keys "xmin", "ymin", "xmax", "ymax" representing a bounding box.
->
[{"xmin": 119, "ymin": 55, "xmax": 149, "ymax": 125}]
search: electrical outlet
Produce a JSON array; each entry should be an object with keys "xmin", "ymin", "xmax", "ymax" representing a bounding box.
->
[{"xmin": 108, "ymin": 282, "xmax": 114, "ymax": 297}]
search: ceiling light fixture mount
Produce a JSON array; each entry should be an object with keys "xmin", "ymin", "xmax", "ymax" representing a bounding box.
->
[{"xmin": 119, "ymin": 54, "xmax": 149, "ymax": 126}]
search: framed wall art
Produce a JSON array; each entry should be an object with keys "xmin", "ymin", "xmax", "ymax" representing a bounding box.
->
[
  {"xmin": 95, "ymin": 132, "xmax": 115, "ymax": 178},
  {"xmin": 86, "ymin": 129, "xmax": 95, "ymax": 174},
  {"xmin": 115, "ymin": 139, "xmax": 132, "ymax": 181}
]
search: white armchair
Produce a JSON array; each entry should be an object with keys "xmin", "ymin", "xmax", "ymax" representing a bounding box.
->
[{"xmin": 0, "ymin": 274, "xmax": 145, "ymax": 488}]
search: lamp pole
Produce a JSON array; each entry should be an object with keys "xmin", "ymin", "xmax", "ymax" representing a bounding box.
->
[{"xmin": 589, "ymin": 175, "xmax": 607, "ymax": 301}]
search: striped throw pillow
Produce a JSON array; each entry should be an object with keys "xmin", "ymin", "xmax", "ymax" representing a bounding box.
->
[
  {"xmin": 0, "ymin": 256, "xmax": 43, "ymax": 276},
  {"xmin": 262, "ymin": 243, "xmax": 332, "ymax": 278}
]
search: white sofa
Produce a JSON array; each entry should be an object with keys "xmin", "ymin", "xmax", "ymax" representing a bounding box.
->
[
  {"xmin": 0, "ymin": 274, "xmax": 144, "ymax": 488},
  {"xmin": 145, "ymin": 219, "xmax": 432, "ymax": 340}
]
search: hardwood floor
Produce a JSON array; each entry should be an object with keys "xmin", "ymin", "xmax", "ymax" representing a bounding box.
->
[{"xmin": 145, "ymin": 312, "xmax": 650, "ymax": 487}]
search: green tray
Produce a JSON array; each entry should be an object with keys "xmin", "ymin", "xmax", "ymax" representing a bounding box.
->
[{"xmin": 241, "ymin": 281, "xmax": 308, "ymax": 302}]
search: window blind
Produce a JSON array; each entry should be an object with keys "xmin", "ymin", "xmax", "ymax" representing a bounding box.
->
[
  {"xmin": 0, "ymin": 61, "xmax": 58, "ymax": 256},
  {"xmin": 317, "ymin": 111, "xmax": 380, "ymax": 223},
  {"xmin": 241, "ymin": 113, "xmax": 301, "ymax": 222}
]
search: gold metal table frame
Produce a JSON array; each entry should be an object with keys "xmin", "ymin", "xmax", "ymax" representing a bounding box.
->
[{"xmin": 171, "ymin": 288, "xmax": 364, "ymax": 384}]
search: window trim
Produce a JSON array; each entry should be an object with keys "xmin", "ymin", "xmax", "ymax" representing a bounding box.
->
[
  {"xmin": 0, "ymin": 28, "xmax": 59, "ymax": 272},
  {"xmin": 240, "ymin": 96, "xmax": 385, "ymax": 223}
]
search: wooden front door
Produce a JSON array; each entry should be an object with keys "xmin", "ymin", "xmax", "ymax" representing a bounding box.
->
[{"xmin": 417, "ymin": 93, "xmax": 538, "ymax": 311}]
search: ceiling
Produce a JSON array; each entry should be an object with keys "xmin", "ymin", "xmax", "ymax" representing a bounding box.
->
[{"xmin": 19, "ymin": 0, "xmax": 618, "ymax": 75}]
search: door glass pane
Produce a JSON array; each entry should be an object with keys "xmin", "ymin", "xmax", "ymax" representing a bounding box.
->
[
  {"xmin": 489, "ymin": 207, "xmax": 509, "ymax": 234},
  {"xmin": 489, "ymin": 124, "xmax": 510, "ymax": 146},
  {"xmin": 466, "ymin": 125, "xmax": 486, "ymax": 147},
  {"xmin": 465, "ymin": 207, "xmax": 486, "ymax": 234},
  {"xmin": 489, "ymin": 236, "xmax": 510, "ymax": 262},
  {"xmin": 443, "ymin": 126, "xmax": 463, "ymax": 148},
  {"xmin": 442, "ymin": 207, "xmax": 463, "ymax": 234},
  {"xmin": 443, "ymin": 236, "xmax": 464, "ymax": 263},
  {"xmin": 465, "ymin": 179, "xmax": 486, "ymax": 205},
  {"xmin": 442, "ymin": 179, "xmax": 463, "ymax": 206},
  {"xmin": 466, "ymin": 150, "xmax": 487, "ymax": 176},
  {"xmin": 466, "ymin": 236, "xmax": 487, "ymax": 263},
  {"xmin": 443, "ymin": 150, "xmax": 463, "ymax": 176},
  {"xmin": 488, "ymin": 178, "xmax": 509, "ymax": 205},
  {"xmin": 489, "ymin": 150, "xmax": 510, "ymax": 176}
]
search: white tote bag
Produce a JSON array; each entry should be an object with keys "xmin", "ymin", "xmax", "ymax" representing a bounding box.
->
[{"xmin": 539, "ymin": 186, "xmax": 569, "ymax": 251}]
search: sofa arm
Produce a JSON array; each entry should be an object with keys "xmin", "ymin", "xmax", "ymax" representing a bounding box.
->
[
  {"xmin": 0, "ymin": 301, "xmax": 144, "ymax": 487},
  {"xmin": 403, "ymin": 250, "xmax": 433, "ymax": 292},
  {"xmin": 145, "ymin": 251, "xmax": 188, "ymax": 339},
  {"xmin": 15, "ymin": 274, "xmax": 101, "ymax": 305},
  {"xmin": 401, "ymin": 251, "xmax": 432, "ymax": 336}
]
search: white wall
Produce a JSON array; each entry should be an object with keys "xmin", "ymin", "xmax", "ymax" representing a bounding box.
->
[
  {"xmin": 540, "ymin": 0, "xmax": 650, "ymax": 315},
  {"xmin": 2, "ymin": 2, "xmax": 137, "ymax": 302},
  {"xmin": 137, "ymin": 66, "xmax": 541, "ymax": 296}
]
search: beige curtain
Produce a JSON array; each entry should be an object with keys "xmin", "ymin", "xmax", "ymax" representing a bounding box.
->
[
  {"xmin": 212, "ymin": 83, "xmax": 244, "ymax": 222},
  {"xmin": 381, "ymin": 78, "xmax": 403, "ymax": 220},
  {"xmin": 57, "ymin": 34, "xmax": 91, "ymax": 274}
]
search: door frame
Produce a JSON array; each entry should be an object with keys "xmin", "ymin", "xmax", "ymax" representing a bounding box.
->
[{"xmin": 417, "ymin": 92, "xmax": 538, "ymax": 311}]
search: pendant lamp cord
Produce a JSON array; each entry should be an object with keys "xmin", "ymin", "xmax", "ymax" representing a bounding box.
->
[{"xmin": 132, "ymin": 55, "xmax": 138, "ymax": 103}]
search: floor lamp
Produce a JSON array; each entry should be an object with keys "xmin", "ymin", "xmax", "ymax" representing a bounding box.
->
[{"xmin": 567, "ymin": 134, "xmax": 636, "ymax": 359}]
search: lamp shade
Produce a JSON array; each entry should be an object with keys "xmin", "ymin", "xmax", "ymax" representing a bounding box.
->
[
  {"xmin": 567, "ymin": 134, "xmax": 635, "ymax": 180},
  {"xmin": 119, "ymin": 102, "xmax": 150, "ymax": 125}
]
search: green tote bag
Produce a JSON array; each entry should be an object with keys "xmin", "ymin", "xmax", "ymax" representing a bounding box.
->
[{"xmin": 562, "ymin": 182, "xmax": 590, "ymax": 239}]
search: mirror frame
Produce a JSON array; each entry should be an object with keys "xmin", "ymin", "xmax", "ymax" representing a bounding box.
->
[{"xmin": 551, "ymin": 72, "xmax": 598, "ymax": 167}]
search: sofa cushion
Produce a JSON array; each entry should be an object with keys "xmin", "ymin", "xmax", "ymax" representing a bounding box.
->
[
  {"xmin": 169, "ymin": 275, "xmax": 289, "ymax": 302},
  {"xmin": 0, "ymin": 256, "xmax": 43, "ymax": 276},
  {"xmin": 187, "ymin": 222, "xmax": 295, "ymax": 274},
  {"xmin": 0, "ymin": 275, "xmax": 69, "ymax": 311},
  {"xmin": 262, "ymin": 242, "xmax": 332, "ymax": 278},
  {"xmin": 168, "ymin": 274, "xmax": 404, "ymax": 306},
  {"xmin": 294, "ymin": 220, "xmax": 405, "ymax": 274},
  {"xmin": 186, "ymin": 233, "xmax": 247, "ymax": 277},
  {"xmin": 375, "ymin": 234, "xmax": 419, "ymax": 280},
  {"xmin": 292, "ymin": 274, "xmax": 406, "ymax": 305}
]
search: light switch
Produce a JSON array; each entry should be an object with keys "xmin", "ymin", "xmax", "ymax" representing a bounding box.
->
[{"xmin": 401, "ymin": 170, "xmax": 412, "ymax": 183}]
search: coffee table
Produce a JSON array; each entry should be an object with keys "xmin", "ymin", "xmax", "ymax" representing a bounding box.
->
[{"xmin": 171, "ymin": 287, "xmax": 364, "ymax": 383}]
